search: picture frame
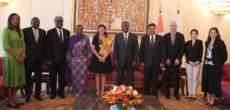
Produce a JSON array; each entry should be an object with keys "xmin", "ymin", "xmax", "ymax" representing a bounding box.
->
[{"xmin": 72, "ymin": 0, "xmax": 149, "ymax": 34}]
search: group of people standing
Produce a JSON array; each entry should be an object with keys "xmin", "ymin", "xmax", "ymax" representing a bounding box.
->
[{"xmin": 1, "ymin": 13, "xmax": 228, "ymax": 108}]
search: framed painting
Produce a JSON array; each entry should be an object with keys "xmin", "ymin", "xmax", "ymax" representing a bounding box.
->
[{"xmin": 72, "ymin": 0, "xmax": 149, "ymax": 34}]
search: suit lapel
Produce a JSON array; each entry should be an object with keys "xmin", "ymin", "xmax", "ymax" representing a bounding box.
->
[
  {"xmin": 121, "ymin": 33, "xmax": 126, "ymax": 46},
  {"xmin": 29, "ymin": 27, "xmax": 37, "ymax": 43},
  {"xmin": 127, "ymin": 33, "xmax": 131, "ymax": 46},
  {"xmin": 55, "ymin": 29, "xmax": 62, "ymax": 43},
  {"xmin": 174, "ymin": 33, "xmax": 178, "ymax": 46},
  {"xmin": 146, "ymin": 35, "xmax": 151, "ymax": 47},
  {"xmin": 153, "ymin": 35, "xmax": 159, "ymax": 47},
  {"xmin": 37, "ymin": 29, "xmax": 42, "ymax": 44},
  {"xmin": 169, "ymin": 34, "xmax": 173, "ymax": 47},
  {"xmin": 212, "ymin": 40, "xmax": 217, "ymax": 54}
]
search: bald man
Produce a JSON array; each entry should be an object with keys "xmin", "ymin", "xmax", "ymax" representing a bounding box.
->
[
  {"xmin": 164, "ymin": 21, "xmax": 185, "ymax": 100},
  {"xmin": 23, "ymin": 17, "xmax": 46, "ymax": 102},
  {"xmin": 46, "ymin": 16, "xmax": 70, "ymax": 99}
]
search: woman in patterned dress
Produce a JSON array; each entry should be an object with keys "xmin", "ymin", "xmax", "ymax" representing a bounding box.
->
[{"xmin": 66, "ymin": 25, "xmax": 91, "ymax": 97}]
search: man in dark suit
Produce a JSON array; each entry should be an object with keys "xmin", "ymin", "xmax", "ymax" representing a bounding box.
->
[
  {"xmin": 23, "ymin": 17, "xmax": 46, "ymax": 102},
  {"xmin": 139, "ymin": 23, "xmax": 166, "ymax": 97},
  {"xmin": 47, "ymin": 16, "xmax": 70, "ymax": 99},
  {"xmin": 164, "ymin": 21, "xmax": 185, "ymax": 100},
  {"xmin": 113, "ymin": 21, "xmax": 139, "ymax": 87}
]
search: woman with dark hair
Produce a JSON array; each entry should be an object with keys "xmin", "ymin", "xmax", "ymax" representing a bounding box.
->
[
  {"xmin": 66, "ymin": 25, "xmax": 91, "ymax": 97},
  {"xmin": 185, "ymin": 29, "xmax": 203, "ymax": 100},
  {"xmin": 89, "ymin": 24, "xmax": 113, "ymax": 96},
  {"xmin": 1, "ymin": 13, "xmax": 26, "ymax": 108},
  {"xmin": 202, "ymin": 27, "xmax": 227, "ymax": 106}
]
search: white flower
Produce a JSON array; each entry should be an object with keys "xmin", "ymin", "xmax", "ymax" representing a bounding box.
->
[
  {"xmin": 121, "ymin": 86, "xmax": 126, "ymax": 92},
  {"xmin": 113, "ymin": 86, "xmax": 118, "ymax": 91},
  {"xmin": 133, "ymin": 90, "xmax": 138, "ymax": 96},
  {"xmin": 128, "ymin": 86, "xmax": 133, "ymax": 91}
]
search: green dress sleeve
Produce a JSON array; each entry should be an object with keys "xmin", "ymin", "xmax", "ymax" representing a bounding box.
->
[{"xmin": 1, "ymin": 28, "xmax": 10, "ymax": 50}]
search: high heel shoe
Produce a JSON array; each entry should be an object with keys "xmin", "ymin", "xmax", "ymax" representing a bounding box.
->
[
  {"xmin": 208, "ymin": 103, "xmax": 215, "ymax": 107},
  {"xmin": 7, "ymin": 104, "xmax": 20, "ymax": 108},
  {"xmin": 205, "ymin": 102, "xmax": 209, "ymax": 105}
]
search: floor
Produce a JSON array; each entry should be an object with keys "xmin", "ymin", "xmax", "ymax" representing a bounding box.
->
[{"xmin": 0, "ymin": 85, "xmax": 229, "ymax": 110}]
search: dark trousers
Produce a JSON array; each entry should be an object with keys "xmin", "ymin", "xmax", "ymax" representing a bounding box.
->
[
  {"xmin": 165, "ymin": 64, "xmax": 180, "ymax": 97},
  {"xmin": 116, "ymin": 62, "xmax": 134, "ymax": 87},
  {"xmin": 143, "ymin": 65, "xmax": 160, "ymax": 97},
  {"xmin": 49, "ymin": 62, "xmax": 66, "ymax": 95},
  {"xmin": 25, "ymin": 60, "xmax": 42, "ymax": 97}
]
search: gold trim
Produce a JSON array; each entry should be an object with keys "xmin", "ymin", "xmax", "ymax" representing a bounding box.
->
[{"xmin": 71, "ymin": 0, "xmax": 75, "ymax": 35}]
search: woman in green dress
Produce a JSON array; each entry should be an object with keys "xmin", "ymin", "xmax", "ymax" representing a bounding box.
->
[{"xmin": 1, "ymin": 13, "xmax": 26, "ymax": 108}]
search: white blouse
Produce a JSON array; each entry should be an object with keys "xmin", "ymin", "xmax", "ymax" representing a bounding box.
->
[{"xmin": 205, "ymin": 46, "xmax": 214, "ymax": 65}]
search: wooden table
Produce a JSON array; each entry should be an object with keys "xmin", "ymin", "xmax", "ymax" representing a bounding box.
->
[{"xmin": 73, "ymin": 94, "xmax": 166, "ymax": 110}]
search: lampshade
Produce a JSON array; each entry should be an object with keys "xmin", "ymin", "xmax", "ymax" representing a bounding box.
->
[{"xmin": 203, "ymin": 0, "xmax": 230, "ymax": 15}]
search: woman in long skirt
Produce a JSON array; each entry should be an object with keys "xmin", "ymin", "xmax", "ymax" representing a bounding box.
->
[{"xmin": 66, "ymin": 25, "xmax": 91, "ymax": 97}]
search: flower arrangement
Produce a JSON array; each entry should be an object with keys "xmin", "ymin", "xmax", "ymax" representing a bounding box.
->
[{"xmin": 102, "ymin": 85, "xmax": 143, "ymax": 110}]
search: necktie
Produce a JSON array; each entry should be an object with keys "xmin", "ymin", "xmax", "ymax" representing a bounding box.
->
[
  {"xmin": 151, "ymin": 35, "xmax": 154, "ymax": 47},
  {"xmin": 171, "ymin": 34, "xmax": 175, "ymax": 45},
  {"xmin": 59, "ymin": 29, "xmax": 63, "ymax": 42},
  {"xmin": 34, "ymin": 29, "xmax": 39, "ymax": 42},
  {"xmin": 124, "ymin": 33, "xmax": 128, "ymax": 46}
]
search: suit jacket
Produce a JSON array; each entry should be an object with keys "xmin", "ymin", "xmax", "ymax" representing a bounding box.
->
[
  {"xmin": 139, "ymin": 34, "xmax": 166, "ymax": 68},
  {"xmin": 185, "ymin": 39, "xmax": 203, "ymax": 64},
  {"xmin": 204, "ymin": 40, "xmax": 227, "ymax": 65},
  {"xmin": 23, "ymin": 27, "xmax": 46, "ymax": 62},
  {"xmin": 47, "ymin": 28, "xmax": 70, "ymax": 63},
  {"xmin": 164, "ymin": 32, "xmax": 185, "ymax": 65},
  {"xmin": 113, "ymin": 32, "xmax": 139, "ymax": 67}
]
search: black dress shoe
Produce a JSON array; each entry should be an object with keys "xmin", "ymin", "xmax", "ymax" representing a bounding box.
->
[
  {"xmin": 25, "ymin": 97, "xmax": 30, "ymax": 103},
  {"xmin": 191, "ymin": 97, "xmax": 197, "ymax": 100},
  {"xmin": 58, "ymin": 94, "xmax": 66, "ymax": 99},
  {"xmin": 185, "ymin": 97, "xmax": 192, "ymax": 99},
  {"xmin": 175, "ymin": 96, "xmax": 180, "ymax": 100},
  {"xmin": 34, "ymin": 95, "xmax": 43, "ymax": 101},
  {"xmin": 50, "ymin": 94, "xmax": 56, "ymax": 99},
  {"xmin": 165, "ymin": 94, "xmax": 170, "ymax": 99},
  {"xmin": 7, "ymin": 104, "xmax": 20, "ymax": 108}
]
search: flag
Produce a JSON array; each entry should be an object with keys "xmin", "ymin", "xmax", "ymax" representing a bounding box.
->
[
  {"xmin": 176, "ymin": 1, "xmax": 181, "ymax": 32},
  {"xmin": 176, "ymin": 10, "xmax": 181, "ymax": 32},
  {"xmin": 157, "ymin": 2, "xmax": 164, "ymax": 35}
]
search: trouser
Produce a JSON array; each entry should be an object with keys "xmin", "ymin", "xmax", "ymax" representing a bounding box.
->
[
  {"xmin": 143, "ymin": 65, "xmax": 160, "ymax": 97},
  {"xmin": 165, "ymin": 64, "xmax": 180, "ymax": 97},
  {"xmin": 49, "ymin": 62, "xmax": 66, "ymax": 95},
  {"xmin": 116, "ymin": 62, "xmax": 134, "ymax": 87},
  {"xmin": 25, "ymin": 60, "xmax": 42, "ymax": 97},
  {"xmin": 186, "ymin": 63, "xmax": 201, "ymax": 96}
]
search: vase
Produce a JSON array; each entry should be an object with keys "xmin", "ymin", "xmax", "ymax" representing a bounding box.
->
[{"xmin": 110, "ymin": 104, "xmax": 135, "ymax": 110}]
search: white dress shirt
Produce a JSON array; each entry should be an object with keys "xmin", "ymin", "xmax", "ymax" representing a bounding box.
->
[{"xmin": 123, "ymin": 32, "xmax": 129, "ymax": 39}]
